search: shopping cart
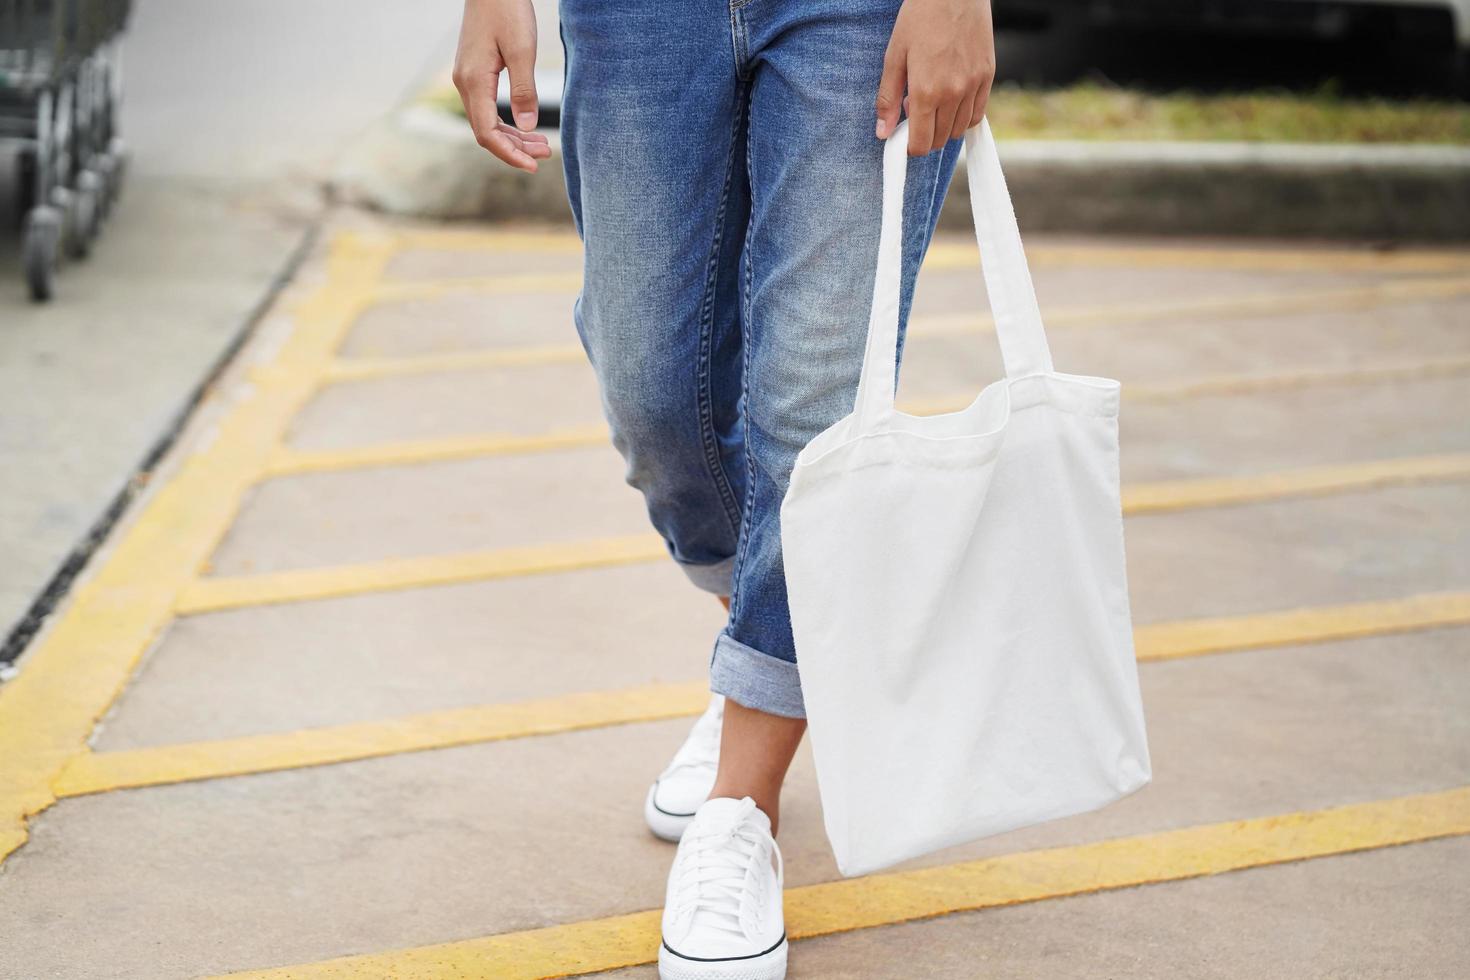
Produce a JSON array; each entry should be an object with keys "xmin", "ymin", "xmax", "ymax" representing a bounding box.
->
[{"xmin": 1, "ymin": 0, "xmax": 130, "ymax": 301}]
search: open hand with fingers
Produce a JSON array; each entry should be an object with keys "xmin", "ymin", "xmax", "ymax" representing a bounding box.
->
[
  {"xmin": 876, "ymin": 0, "xmax": 996, "ymax": 156},
  {"xmin": 454, "ymin": 0, "xmax": 553, "ymax": 172}
]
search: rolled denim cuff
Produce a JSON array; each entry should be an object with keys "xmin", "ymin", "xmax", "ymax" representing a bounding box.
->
[
  {"xmin": 710, "ymin": 632, "xmax": 806, "ymax": 719},
  {"xmin": 678, "ymin": 554, "xmax": 735, "ymax": 596}
]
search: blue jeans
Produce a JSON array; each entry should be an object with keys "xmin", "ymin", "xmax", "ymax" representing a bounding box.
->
[{"xmin": 560, "ymin": 0, "xmax": 961, "ymax": 719}]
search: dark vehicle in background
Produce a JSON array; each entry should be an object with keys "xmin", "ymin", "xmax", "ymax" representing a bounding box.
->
[{"xmin": 993, "ymin": 0, "xmax": 1470, "ymax": 95}]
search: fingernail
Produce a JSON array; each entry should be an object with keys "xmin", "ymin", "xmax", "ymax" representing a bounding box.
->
[
  {"xmin": 875, "ymin": 119, "xmax": 887, "ymax": 139},
  {"xmin": 515, "ymin": 111, "xmax": 537, "ymax": 130}
]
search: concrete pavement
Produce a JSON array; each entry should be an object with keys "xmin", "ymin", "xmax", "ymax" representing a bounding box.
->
[
  {"xmin": 0, "ymin": 220, "xmax": 1468, "ymax": 978},
  {"xmin": 0, "ymin": 0, "xmax": 461, "ymax": 654}
]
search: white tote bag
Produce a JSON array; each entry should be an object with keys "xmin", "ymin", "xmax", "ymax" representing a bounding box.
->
[{"xmin": 781, "ymin": 120, "xmax": 1151, "ymax": 877}]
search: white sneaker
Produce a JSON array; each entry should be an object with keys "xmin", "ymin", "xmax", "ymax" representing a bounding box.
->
[
  {"xmin": 659, "ymin": 796, "xmax": 787, "ymax": 980},
  {"xmin": 645, "ymin": 694, "xmax": 724, "ymax": 841}
]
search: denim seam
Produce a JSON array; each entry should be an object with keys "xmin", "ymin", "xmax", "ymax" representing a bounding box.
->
[
  {"xmin": 899, "ymin": 144, "xmax": 952, "ymax": 371},
  {"xmin": 923, "ymin": 144, "xmax": 947, "ymax": 237},
  {"xmin": 726, "ymin": 109, "xmax": 760, "ymax": 628},
  {"xmin": 729, "ymin": 5, "xmax": 750, "ymax": 81},
  {"xmin": 691, "ymin": 80, "xmax": 751, "ymax": 540}
]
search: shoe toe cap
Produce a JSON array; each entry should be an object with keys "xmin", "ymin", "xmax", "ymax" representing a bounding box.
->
[{"xmin": 651, "ymin": 774, "xmax": 711, "ymax": 817}]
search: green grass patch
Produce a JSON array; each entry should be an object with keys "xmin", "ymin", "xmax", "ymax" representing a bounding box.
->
[
  {"xmin": 426, "ymin": 81, "xmax": 1470, "ymax": 144},
  {"xmin": 987, "ymin": 82, "xmax": 1470, "ymax": 144}
]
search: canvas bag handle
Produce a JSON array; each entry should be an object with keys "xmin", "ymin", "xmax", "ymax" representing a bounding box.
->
[{"xmin": 852, "ymin": 119, "xmax": 1054, "ymax": 426}]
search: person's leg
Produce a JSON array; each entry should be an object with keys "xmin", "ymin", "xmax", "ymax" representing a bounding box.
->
[
  {"xmin": 708, "ymin": 0, "xmax": 964, "ymax": 808},
  {"xmin": 559, "ymin": 1, "xmax": 749, "ymax": 599},
  {"xmin": 707, "ymin": 698, "xmax": 804, "ymax": 834},
  {"xmin": 560, "ymin": 0, "xmax": 753, "ymax": 844},
  {"xmin": 559, "ymin": 10, "xmax": 797, "ymax": 977}
]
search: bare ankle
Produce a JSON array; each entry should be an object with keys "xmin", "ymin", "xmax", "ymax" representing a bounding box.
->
[{"xmin": 708, "ymin": 698, "xmax": 805, "ymax": 837}]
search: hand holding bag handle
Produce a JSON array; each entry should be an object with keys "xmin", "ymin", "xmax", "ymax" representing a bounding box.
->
[{"xmin": 852, "ymin": 120, "xmax": 1055, "ymax": 430}]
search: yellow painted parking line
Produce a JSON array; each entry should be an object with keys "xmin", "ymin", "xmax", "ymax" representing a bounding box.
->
[
  {"xmin": 214, "ymin": 785, "xmax": 1470, "ymax": 979},
  {"xmin": 1125, "ymin": 356, "xmax": 1470, "ymax": 403},
  {"xmin": 268, "ymin": 359, "xmax": 1470, "ymax": 477},
  {"xmin": 181, "ymin": 434, "xmax": 1470, "ymax": 608},
  {"xmin": 1134, "ymin": 591, "xmax": 1470, "ymax": 661},
  {"xmin": 325, "ymin": 279, "xmax": 1470, "ymax": 387},
  {"xmin": 174, "ymin": 534, "xmax": 669, "ymax": 614},
  {"xmin": 995, "ymin": 244, "xmax": 1470, "ymax": 276},
  {"xmin": 53, "ymin": 682, "xmax": 710, "ymax": 799},
  {"xmin": 1121, "ymin": 454, "xmax": 1470, "ymax": 515},
  {"xmin": 912, "ymin": 277, "xmax": 1470, "ymax": 340},
  {"xmin": 906, "ymin": 355, "xmax": 1470, "ymax": 416},
  {"xmin": 385, "ymin": 226, "xmax": 1470, "ymax": 274},
  {"xmin": 264, "ymin": 425, "xmax": 611, "ymax": 478},
  {"xmin": 372, "ymin": 261, "xmax": 1470, "ymax": 305},
  {"xmin": 60, "ymin": 592, "xmax": 1470, "ymax": 796},
  {"xmin": 323, "ymin": 345, "xmax": 589, "ymax": 383},
  {"xmin": 373, "ymin": 270, "xmax": 582, "ymax": 302},
  {"xmin": 391, "ymin": 228, "xmax": 584, "ymax": 255},
  {"xmin": 0, "ymin": 234, "xmax": 395, "ymax": 865},
  {"xmin": 263, "ymin": 442, "xmax": 1470, "ymax": 524}
]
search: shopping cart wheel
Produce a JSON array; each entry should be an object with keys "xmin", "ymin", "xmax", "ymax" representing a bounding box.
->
[
  {"xmin": 49, "ymin": 186, "xmax": 76, "ymax": 260},
  {"xmin": 94, "ymin": 156, "xmax": 114, "ymax": 223},
  {"xmin": 106, "ymin": 137, "xmax": 128, "ymax": 203},
  {"xmin": 68, "ymin": 171, "xmax": 103, "ymax": 260},
  {"xmin": 16, "ymin": 149, "xmax": 38, "ymax": 219},
  {"xmin": 24, "ymin": 206, "xmax": 62, "ymax": 303}
]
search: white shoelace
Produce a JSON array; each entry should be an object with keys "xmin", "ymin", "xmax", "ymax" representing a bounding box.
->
[
  {"xmin": 672, "ymin": 798, "xmax": 778, "ymax": 939},
  {"xmin": 662, "ymin": 696, "xmax": 723, "ymax": 779}
]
